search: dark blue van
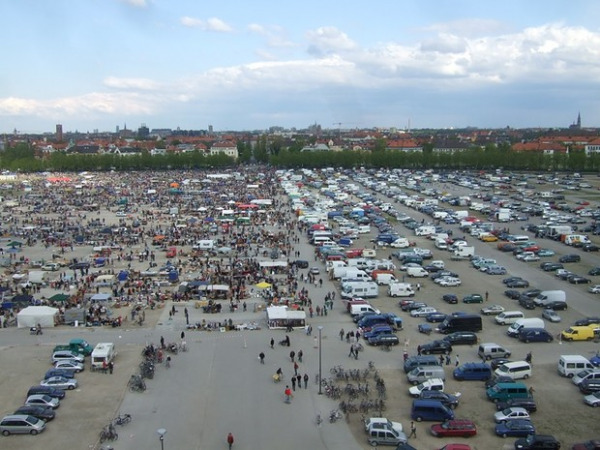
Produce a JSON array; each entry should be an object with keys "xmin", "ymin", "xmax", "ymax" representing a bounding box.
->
[
  {"xmin": 453, "ymin": 362, "xmax": 492, "ymax": 381},
  {"xmin": 411, "ymin": 399, "xmax": 454, "ymax": 422}
]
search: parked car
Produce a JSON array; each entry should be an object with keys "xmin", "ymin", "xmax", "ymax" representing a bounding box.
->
[
  {"xmin": 481, "ymin": 304, "xmax": 505, "ymax": 315},
  {"xmin": 54, "ymin": 360, "xmax": 85, "ymax": 372},
  {"xmin": 51, "ymin": 350, "xmax": 84, "ymax": 364},
  {"xmin": 506, "ymin": 278, "xmax": 530, "ymax": 288},
  {"xmin": 540, "ymin": 262, "xmax": 564, "ymax": 272},
  {"xmin": 542, "ymin": 309, "xmax": 561, "ymax": 322},
  {"xmin": 514, "ymin": 434, "xmax": 561, "ymax": 449},
  {"xmin": 537, "ymin": 249, "xmax": 555, "ymax": 257},
  {"xmin": 569, "ymin": 275, "xmax": 591, "ymax": 284},
  {"xmin": 438, "ymin": 277, "xmax": 462, "ymax": 287},
  {"xmin": 583, "ymin": 391, "xmax": 600, "ymax": 407},
  {"xmin": 13, "ymin": 405, "xmax": 55, "ymax": 422},
  {"xmin": 409, "ymin": 378, "xmax": 445, "ymax": 397},
  {"xmin": 571, "ymin": 440, "xmax": 600, "ymax": 450},
  {"xmin": 443, "ymin": 294, "xmax": 458, "ymax": 304},
  {"xmin": 430, "ymin": 419, "xmax": 477, "ymax": 437},
  {"xmin": 518, "ymin": 296, "xmax": 536, "ymax": 310},
  {"xmin": 40, "ymin": 376, "xmax": 78, "ymax": 390},
  {"xmin": 496, "ymin": 397, "xmax": 537, "ymax": 413},
  {"xmin": 574, "ymin": 317, "xmax": 600, "ymax": 326},
  {"xmin": 544, "ymin": 301, "xmax": 568, "ymax": 311},
  {"xmin": 411, "ymin": 307, "xmax": 438, "ymax": 318},
  {"xmin": 44, "ymin": 369, "xmax": 75, "ymax": 380},
  {"xmin": 505, "ymin": 290, "xmax": 522, "ymax": 299},
  {"xmin": 463, "ymin": 294, "xmax": 484, "ymax": 304},
  {"xmin": 588, "ymin": 285, "xmax": 600, "ymax": 294},
  {"xmin": 494, "ymin": 407, "xmax": 530, "ymax": 423},
  {"xmin": 559, "ymin": 254, "xmax": 581, "ymax": 263},
  {"xmin": 0, "ymin": 414, "xmax": 46, "ymax": 436},
  {"xmin": 420, "ymin": 340, "xmax": 452, "ymax": 355},
  {"xmin": 401, "ymin": 301, "xmax": 427, "ymax": 312},
  {"xmin": 420, "ymin": 390, "xmax": 461, "ymax": 409},
  {"xmin": 442, "ymin": 331, "xmax": 478, "ymax": 346},
  {"xmin": 426, "ymin": 312, "xmax": 447, "ymax": 323},
  {"xmin": 494, "ymin": 419, "xmax": 535, "ymax": 439},
  {"xmin": 24, "ymin": 394, "xmax": 60, "ymax": 409},
  {"xmin": 27, "ymin": 385, "xmax": 66, "ymax": 400},
  {"xmin": 483, "ymin": 265, "xmax": 507, "ymax": 275},
  {"xmin": 519, "ymin": 328, "xmax": 554, "ymax": 343},
  {"xmin": 368, "ymin": 334, "xmax": 400, "ymax": 347},
  {"xmin": 490, "ymin": 358, "xmax": 512, "ymax": 371}
]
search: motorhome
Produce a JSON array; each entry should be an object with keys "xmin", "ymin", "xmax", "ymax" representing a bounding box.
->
[{"xmin": 91, "ymin": 343, "xmax": 116, "ymax": 370}]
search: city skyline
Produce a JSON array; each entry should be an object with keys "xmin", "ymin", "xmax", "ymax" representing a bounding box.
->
[{"xmin": 1, "ymin": 0, "xmax": 599, "ymax": 134}]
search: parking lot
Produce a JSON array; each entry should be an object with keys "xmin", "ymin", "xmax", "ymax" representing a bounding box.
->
[{"xmin": 0, "ymin": 168, "xmax": 599, "ymax": 449}]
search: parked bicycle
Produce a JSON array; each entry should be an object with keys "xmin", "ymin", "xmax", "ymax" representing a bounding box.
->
[
  {"xmin": 128, "ymin": 374, "xmax": 146, "ymax": 392},
  {"xmin": 99, "ymin": 423, "xmax": 118, "ymax": 443},
  {"xmin": 113, "ymin": 413, "xmax": 132, "ymax": 426},
  {"xmin": 329, "ymin": 409, "xmax": 343, "ymax": 423}
]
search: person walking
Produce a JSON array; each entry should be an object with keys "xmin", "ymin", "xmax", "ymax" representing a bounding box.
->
[
  {"xmin": 284, "ymin": 385, "xmax": 293, "ymax": 403},
  {"xmin": 409, "ymin": 421, "xmax": 417, "ymax": 438},
  {"xmin": 445, "ymin": 354, "xmax": 451, "ymax": 366},
  {"xmin": 227, "ymin": 432, "xmax": 234, "ymax": 449},
  {"xmin": 339, "ymin": 328, "xmax": 345, "ymax": 341},
  {"xmin": 296, "ymin": 374, "xmax": 302, "ymax": 389},
  {"xmin": 270, "ymin": 337, "xmax": 274, "ymax": 349},
  {"xmin": 525, "ymin": 352, "xmax": 532, "ymax": 364},
  {"xmin": 291, "ymin": 376, "xmax": 296, "ymax": 391},
  {"xmin": 259, "ymin": 352, "xmax": 265, "ymax": 364},
  {"xmin": 303, "ymin": 373, "xmax": 309, "ymax": 389},
  {"xmin": 108, "ymin": 361, "xmax": 114, "ymax": 374},
  {"xmin": 349, "ymin": 344, "xmax": 355, "ymax": 359},
  {"xmin": 184, "ymin": 307, "xmax": 189, "ymax": 325},
  {"xmin": 290, "ymin": 350, "xmax": 295, "ymax": 362},
  {"xmin": 417, "ymin": 345, "xmax": 422, "ymax": 356},
  {"xmin": 294, "ymin": 361, "xmax": 299, "ymax": 375},
  {"xmin": 455, "ymin": 354, "xmax": 460, "ymax": 367},
  {"xmin": 485, "ymin": 291, "xmax": 489, "ymax": 301},
  {"xmin": 298, "ymin": 349, "xmax": 303, "ymax": 363}
]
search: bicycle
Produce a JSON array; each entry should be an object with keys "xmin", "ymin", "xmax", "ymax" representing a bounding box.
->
[
  {"xmin": 99, "ymin": 423, "xmax": 118, "ymax": 443},
  {"xmin": 113, "ymin": 413, "xmax": 132, "ymax": 426}
]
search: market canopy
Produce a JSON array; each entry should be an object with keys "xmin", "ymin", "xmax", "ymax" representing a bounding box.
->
[{"xmin": 48, "ymin": 293, "xmax": 71, "ymax": 302}]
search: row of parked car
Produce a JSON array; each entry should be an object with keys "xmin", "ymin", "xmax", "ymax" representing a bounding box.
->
[{"xmin": 0, "ymin": 345, "xmax": 86, "ymax": 436}]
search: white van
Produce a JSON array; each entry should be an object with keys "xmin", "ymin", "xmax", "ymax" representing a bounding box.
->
[
  {"xmin": 415, "ymin": 226, "xmax": 436, "ymax": 236},
  {"xmin": 406, "ymin": 267, "xmax": 428, "ymax": 278},
  {"xmin": 494, "ymin": 361, "xmax": 532, "ymax": 380},
  {"xmin": 349, "ymin": 304, "xmax": 380, "ymax": 318},
  {"xmin": 533, "ymin": 290, "xmax": 566, "ymax": 307},
  {"xmin": 558, "ymin": 355, "xmax": 595, "ymax": 378},
  {"xmin": 434, "ymin": 239, "xmax": 448, "ymax": 250},
  {"xmin": 341, "ymin": 282, "xmax": 379, "ymax": 300},
  {"xmin": 193, "ymin": 240, "xmax": 214, "ymax": 250},
  {"xmin": 506, "ymin": 318, "xmax": 545, "ymax": 337},
  {"xmin": 373, "ymin": 273, "xmax": 397, "ymax": 286},
  {"xmin": 91, "ymin": 343, "xmax": 116, "ymax": 370},
  {"xmin": 478, "ymin": 343, "xmax": 511, "ymax": 360},
  {"xmin": 388, "ymin": 283, "xmax": 415, "ymax": 298},
  {"xmin": 495, "ymin": 311, "xmax": 525, "ymax": 325}
]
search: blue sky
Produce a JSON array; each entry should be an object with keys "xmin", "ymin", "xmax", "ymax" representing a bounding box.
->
[{"xmin": 1, "ymin": 0, "xmax": 599, "ymax": 133}]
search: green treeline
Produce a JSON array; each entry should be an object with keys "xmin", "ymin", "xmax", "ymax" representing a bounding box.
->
[{"xmin": 1, "ymin": 141, "xmax": 599, "ymax": 172}]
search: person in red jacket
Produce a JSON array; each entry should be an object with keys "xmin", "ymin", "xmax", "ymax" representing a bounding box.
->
[
  {"xmin": 284, "ymin": 385, "xmax": 293, "ymax": 403},
  {"xmin": 227, "ymin": 432, "xmax": 234, "ymax": 449}
]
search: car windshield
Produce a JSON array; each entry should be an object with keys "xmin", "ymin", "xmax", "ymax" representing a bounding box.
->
[{"xmin": 27, "ymin": 416, "xmax": 42, "ymax": 425}]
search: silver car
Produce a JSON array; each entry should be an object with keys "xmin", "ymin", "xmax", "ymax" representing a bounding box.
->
[
  {"xmin": 25, "ymin": 394, "xmax": 60, "ymax": 409},
  {"xmin": 0, "ymin": 414, "xmax": 46, "ymax": 436},
  {"xmin": 542, "ymin": 309, "xmax": 561, "ymax": 323},
  {"xmin": 54, "ymin": 360, "xmax": 85, "ymax": 372},
  {"xmin": 41, "ymin": 376, "xmax": 79, "ymax": 390}
]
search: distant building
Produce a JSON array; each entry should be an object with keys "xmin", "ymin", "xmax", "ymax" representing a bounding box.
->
[
  {"xmin": 569, "ymin": 112, "xmax": 581, "ymax": 130},
  {"xmin": 56, "ymin": 124, "xmax": 63, "ymax": 142},
  {"xmin": 138, "ymin": 123, "xmax": 150, "ymax": 138},
  {"xmin": 300, "ymin": 143, "xmax": 330, "ymax": 152},
  {"xmin": 584, "ymin": 138, "xmax": 600, "ymax": 156},
  {"xmin": 210, "ymin": 140, "xmax": 238, "ymax": 159}
]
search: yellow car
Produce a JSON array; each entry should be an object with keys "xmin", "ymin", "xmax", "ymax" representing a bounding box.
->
[{"xmin": 481, "ymin": 234, "xmax": 499, "ymax": 242}]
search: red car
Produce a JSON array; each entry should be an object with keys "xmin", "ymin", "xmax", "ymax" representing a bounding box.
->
[{"xmin": 430, "ymin": 420, "xmax": 477, "ymax": 438}]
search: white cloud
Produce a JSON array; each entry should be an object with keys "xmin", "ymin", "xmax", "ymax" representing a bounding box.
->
[
  {"xmin": 119, "ymin": 0, "xmax": 149, "ymax": 7},
  {"xmin": 180, "ymin": 16, "xmax": 233, "ymax": 32},
  {"xmin": 103, "ymin": 76, "xmax": 161, "ymax": 91},
  {"xmin": 306, "ymin": 26, "xmax": 357, "ymax": 56}
]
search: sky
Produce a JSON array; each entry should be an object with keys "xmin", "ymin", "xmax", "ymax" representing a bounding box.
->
[{"xmin": 1, "ymin": 0, "xmax": 599, "ymax": 134}]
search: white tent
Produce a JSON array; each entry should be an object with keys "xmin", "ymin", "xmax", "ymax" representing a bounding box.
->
[{"xmin": 17, "ymin": 306, "xmax": 59, "ymax": 328}]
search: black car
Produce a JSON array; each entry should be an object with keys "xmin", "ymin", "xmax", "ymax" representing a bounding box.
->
[
  {"xmin": 518, "ymin": 296, "xmax": 536, "ymax": 310},
  {"xmin": 294, "ymin": 260, "xmax": 309, "ymax": 269},
  {"xmin": 503, "ymin": 276, "xmax": 524, "ymax": 285},
  {"xmin": 506, "ymin": 279, "xmax": 530, "ymax": 288},
  {"xmin": 505, "ymin": 289, "xmax": 522, "ymax": 300},
  {"xmin": 26, "ymin": 385, "xmax": 66, "ymax": 400},
  {"xmin": 490, "ymin": 357, "xmax": 512, "ymax": 370},
  {"xmin": 496, "ymin": 396, "xmax": 537, "ymax": 413},
  {"xmin": 367, "ymin": 334, "xmax": 400, "ymax": 347},
  {"xmin": 442, "ymin": 331, "xmax": 478, "ymax": 346},
  {"xmin": 569, "ymin": 275, "xmax": 591, "ymax": 284},
  {"xmin": 583, "ymin": 244, "xmax": 600, "ymax": 252},
  {"xmin": 559, "ymin": 254, "xmax": 581, "ymax": 263},
  {"xmin": 401, "ymin": 302, "xmax": 427, "ymax": 312},
  {"xmin": 514, "ymin": 434, "xmax": 561, "ymax": 449},
  {"xmin": 588, "ymin": 267, "xmax": 600, "ymax": 276},
  {"xmin": 419, "ymin": 390, "xmax": 460, "ymax": 409},
  {"xmin": 420, "ymin": 340, "xmax": 452, "ymax": 355},
  {"xmin": 442, "ymin": 293, "xmax": 458, "ymax": 304},
  {"xmin": 69, "ymin": 261, "xmax": 91, "ymax": 270},
  {"xmin": 430, "ymin": 270, "xmax": 459, "ymax": 280},
  {"xmin": 574, "ymin": 317, "xmax": 600, "ymax": 326},
  {"xmin": 13, "ymin": 405, "xmax": 56, "ymax": 421},
  {"xmin": 522, "ymin": 289, "xmax": 542, "ymax": 298},
  {"xmin": 540, "ymin": 262, "xmax": 564, "ymax": 272},
  {"xmin": 543, "ymin": 301, "xmax": 568, "ymax": 310}
]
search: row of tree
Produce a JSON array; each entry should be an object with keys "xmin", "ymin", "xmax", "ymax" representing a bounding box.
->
[{"xmin": 1, "ymin": 141, "xmax": 599, "ymax": 172}]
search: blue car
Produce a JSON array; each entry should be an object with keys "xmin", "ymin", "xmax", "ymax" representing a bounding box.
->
[
  {"xmin": 426, "ymin": 312, "xmax": 447, "ymax": 323},
  {"xmin": 494, "ymin": 419, "xmax": 535, "ymax": 438}
]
